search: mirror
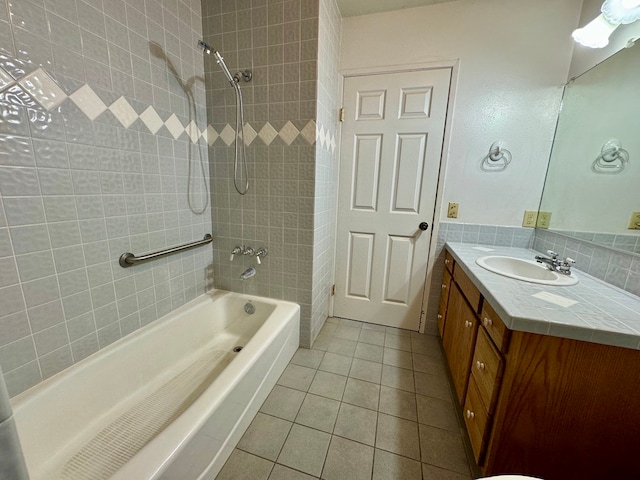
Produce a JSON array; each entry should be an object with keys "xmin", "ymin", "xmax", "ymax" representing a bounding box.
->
[{"xmin": 538, "ymin": 42, "xmax": 640, "ymax": 256}]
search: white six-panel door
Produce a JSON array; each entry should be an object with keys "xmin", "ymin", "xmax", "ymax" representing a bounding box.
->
[{"xmin": 334, "ymin": 68, "xmax": 451, "ymax": 330}]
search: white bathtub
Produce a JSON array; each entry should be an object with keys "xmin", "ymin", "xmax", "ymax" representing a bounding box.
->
[{"xmin": 11, "ymin": 290, "xmax": 300, "ymax": 480}]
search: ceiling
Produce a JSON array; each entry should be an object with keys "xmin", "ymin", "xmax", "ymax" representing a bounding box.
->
[{"xmin": 336, "ymin": 0, "xmax": 462, "ymax": 18}]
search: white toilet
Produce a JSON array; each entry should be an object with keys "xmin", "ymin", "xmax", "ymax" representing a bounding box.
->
[{"xmin": 480, "ymin": 476, "xmax": 542, "ymax": 480}]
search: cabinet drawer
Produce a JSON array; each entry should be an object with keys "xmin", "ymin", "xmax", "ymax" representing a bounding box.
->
[
  {"xmin": 463, "ymin": 376, "xmax": 490, "ymax": 464},
  {"xmin": 444, "ymin": 250, "xmax": 454, "ymax": 273},
  {"xmin": 471, "ymin": 327, "xmax": 504, "ymax": 414},
  {"xmin": 480, "ymin": 301, "xmax": 510, "ymax": 353},
  {"xmin": 453, "ymin": 263, "xmax": 482, "ymax": 313},
  {"xmin": 438, "ymin": 269, "xmax": 452, "ymax": 337}
]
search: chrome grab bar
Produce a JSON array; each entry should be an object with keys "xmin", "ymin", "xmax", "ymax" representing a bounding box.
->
[{"xmin": 119, "ymin": 234, "xmax": 212, "ymax": 268}]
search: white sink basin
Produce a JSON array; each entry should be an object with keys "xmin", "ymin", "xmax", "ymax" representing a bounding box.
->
[{"xmin": 475, "ymin": 255, "xmax": 578, "ymax": 286}]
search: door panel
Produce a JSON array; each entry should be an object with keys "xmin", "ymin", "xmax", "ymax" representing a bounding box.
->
[{"xmin": 334, "ymin": 68, "xmax": 451, "ymax": 330}]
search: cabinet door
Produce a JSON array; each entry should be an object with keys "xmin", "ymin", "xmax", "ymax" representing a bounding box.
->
[
  {"xmin": 437, "ymin": 268, "xmax": 452, "ymax": 337},
  {"xmin": 442, "ymin": 282, "xmax": 479, "ymax": 404}
]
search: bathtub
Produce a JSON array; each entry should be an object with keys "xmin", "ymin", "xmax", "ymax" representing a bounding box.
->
[{"xmin": 11, "ymin": 290, "xmax": 300, "ymax": 480}]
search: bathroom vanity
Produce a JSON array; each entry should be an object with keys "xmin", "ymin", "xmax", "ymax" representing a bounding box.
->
[{"xmin": 438, "ymin": 243, "xmax": 640, "ymax": 479}]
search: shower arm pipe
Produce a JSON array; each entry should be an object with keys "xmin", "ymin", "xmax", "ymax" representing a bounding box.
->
[{"xmin": 119, "ymin": 234, "xmax": 213, "ymax": 268}]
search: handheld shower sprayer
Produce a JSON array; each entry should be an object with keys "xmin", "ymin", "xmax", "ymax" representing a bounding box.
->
[{"xmin": 199, "ymin": 39, "xmax": 251, "ymax": 195}]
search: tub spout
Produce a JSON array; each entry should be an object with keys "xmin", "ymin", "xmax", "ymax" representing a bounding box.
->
[{"xmin": 240, "ymin": 267, "xmax": 256, "ymax": 280}]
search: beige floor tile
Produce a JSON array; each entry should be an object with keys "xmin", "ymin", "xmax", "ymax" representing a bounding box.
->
[
  {"xmin": 339, "ymin": 318, "xmax": 363, "ymax": 329},
  {"xmin": 277, "ymin": 364, "xmax": 317, "ymax": 392},
  {"xmin": 412, "ymin": 352, "xmax": 447, "ymax": 376},
  {"xmin": 355, "ymin": 342, "xmax": 384, "ymax": 363},
  {"xmin": 308, "ymin": 370, "xmax": 347, "ymax": 401},
  {"xmin": 295, "ymin": 393, "xmax": 340, "ymax": 433},
  {"xmin": 384, "ymin": 333, "xmax": 412, "ymax": 352},
  {"xmin": 318, "ymin": 351, "xmax": 352, "ymax": 376},
  {"xmin": 312, "ymin": 333, "xmax": 331, "ymax": 351},
  {"xmin": 414, "ymin": 371, "xmax": 454, "ymax": 403},
  {"xmin": 261, "ymin": 385, "xmax": 307, "ymax": 421},
  {"xmin": 421, "ymin": 462, "xmax": 472, "ymax": 480},
  {"xmin": 277, "ymin": 424, "xmax": 331, "ymax": 477},
  {"xmin": 291, "ymin": 348, "xmax": 325, "ymax": 369},
  {"xmin": 216, "ymin": 449, "xmax": 273, "ymax": 480},
  {"xmin": 358, "ymin": 329, "xmax": 386, "ymax": 347},
  {"xmin": 321, "ymin": 435, "xmax": 374, "ymax": 480},
  {"xmin": 375, "ymin": 413, "xmax": 421, "ymax": 461},
  {"xmin": 372, "ymin": 449, "xmax": 422, "ymax": 480},
  {"xmin": 342, "ymin": 377, "xmax": 380, "ymax": 411},
  {"xmin": 419, "ymin": 424, "xmax": 470, "ymax": 475},
  {"xmin": 334, "ymin": 325, "xmax": 361, "ymax": 341},
  {"xmin": 269, "ymin": 464, "xmax": 318, "ymax": 480},
  {"xmin": 319, "ymin": 323, "xmax": 337, "ymax": 337},
  {"xmin": 361, "ymin": 322, "xmax": 386, "ymax": 333},
  {"xmin": 349, "ymin": 358, "xmax": 383, "ymax": 384},
  {"xmin": 326, "ymin": 337, "xmax": 357, "ymax": 356},
  {"xmin": 416, "ymin": 394, "xmax": 459, "ymax": 431},
  {"xmin": 385, "ymin": 326, "xmax": 411, "ymax": 337},
  {"xmin": 410, "ymin": 333, "xmax": 442, "ymax": 356},
  {"xmin": 334, "ymin": 402, "xmax": 378, "ymax": 446},
  {"xmin": 238, "ymin": 413, "xmax": 292, "ymax": 461},
  {"xmin": 381, "ymin": 364, "xmax": 415, "ymax": 392},
  {"xmin": 378, "ymin": 385, "xmax": 417, "ymax": 421},
  {"xmin": 382, "ymin": 347, "xmax": 413, "ymax": 369}
]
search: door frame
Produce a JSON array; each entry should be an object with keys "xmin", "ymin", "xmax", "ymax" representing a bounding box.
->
[{"xmin": 330, "ymin": 60, "xmax": 460, "ymax": 334}]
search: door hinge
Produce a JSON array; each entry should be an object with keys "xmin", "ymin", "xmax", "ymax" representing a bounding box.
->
[
  {"xmin": 339, "ymin": 108, "xmax": 344, "ymax": 122},
  {"xmin": 331, "ymin": 284, "xmax": 336, "ymax": 296},
  {"xmin": 419, "ymin": 310, "xmax": 425, "ymax": 329}
]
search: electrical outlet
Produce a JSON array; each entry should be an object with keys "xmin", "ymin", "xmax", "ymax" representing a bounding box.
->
[
  {"xmin": 537, "ymin": 211, "xmax": 552, "ymax": 229},
  {"xmin": 447, "ymin": 202, "xmax": 459, "ymax": 218},
  {"xmin": 522, "ymin": 210, "xmax": 538, "ymax": 228},
  {"xmin": 628, "ymin": 212, "xmax": 640, "ymax": 230}
]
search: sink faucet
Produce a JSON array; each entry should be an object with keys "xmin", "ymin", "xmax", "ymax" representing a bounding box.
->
[
  {"xmin": 535, "ymin": 250, "xmax": 575, "ymax": 275},
  {"xmin": 240, "ymin": 266, "xmax": 256, "ymax": 280}
]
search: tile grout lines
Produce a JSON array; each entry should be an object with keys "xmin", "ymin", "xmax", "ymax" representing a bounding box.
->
[{"xmin": 0, "ymin": 65, "xmax": 337, "ymax": 151}]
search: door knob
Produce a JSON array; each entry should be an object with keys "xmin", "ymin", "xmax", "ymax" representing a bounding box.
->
[{"xmin": 419, "ymin": 222, "xmax": 429, "ymax": 231}]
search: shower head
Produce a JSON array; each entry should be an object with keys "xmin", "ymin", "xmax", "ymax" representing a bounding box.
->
[{"xmin": 198, "ymin": 40, "xmax": 235, "ymax": 85}]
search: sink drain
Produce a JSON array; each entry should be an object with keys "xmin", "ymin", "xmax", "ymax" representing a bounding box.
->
[{"xmin": 232, "ymin": 346, "xmax": 243, "ymax": 353}]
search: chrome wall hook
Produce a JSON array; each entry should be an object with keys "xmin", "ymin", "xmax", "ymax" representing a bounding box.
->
[{"xmin": 481, "ymin": 140, "xmax": 512, "ymax": 172}]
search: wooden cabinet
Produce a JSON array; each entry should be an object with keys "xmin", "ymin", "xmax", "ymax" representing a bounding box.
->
[
  {"xmin": 437, "ymin": 268, "xmax": 451, "ymax": 337},
  {"xmin": 442, "ymin": 282, "xmax": 479, "ymax": 405},
  {"xmin": 439, "ymin": 248, "xmax": 640, "ymax": 479}
]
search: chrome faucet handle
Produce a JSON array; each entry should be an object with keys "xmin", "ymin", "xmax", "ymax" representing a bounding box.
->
[
  {"xmin": 230, "ymin": 245, "xmax": 243, "ymax": 262},
  {"xmin": 243, "ymin": 246, "xmax": 255, "ymax": 256},
  {"xmin": 546, "ymin": 250, "xmax": 559, "ymax": 259},
  {"xmin": 255, "ymin": 247, "xmax": 268, "ymax": 265}
]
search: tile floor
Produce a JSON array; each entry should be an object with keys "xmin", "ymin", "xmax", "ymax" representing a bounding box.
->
[{"xmin": 215, "ymin": 318, "xmax": 474, "ymax": 480}]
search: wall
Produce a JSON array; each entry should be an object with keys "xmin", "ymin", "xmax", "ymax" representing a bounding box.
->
[
  {"xmin": 340, "ymin": 0, "xmax": 582, "ymax": 227},
  {"xmin": 311, "ymin": 0, "xmax": 341, "ymax": 345},
  {"xmin": 0, "ymin": 0, "xmax": 211, "ymax": 398},
  {"xmin": 203, "ymin": 0, "xmax": 339, "ymax": 348}
]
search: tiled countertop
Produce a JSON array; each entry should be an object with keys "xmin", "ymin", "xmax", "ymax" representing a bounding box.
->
[{"xmin": 446, "ymin": 242, "xmax": 640, "ymax": 350}]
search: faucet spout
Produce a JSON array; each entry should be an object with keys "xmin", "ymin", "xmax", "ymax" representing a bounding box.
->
[{"xmin": 240, "ymin": 267, "xmax": 256, "ymax": 280}]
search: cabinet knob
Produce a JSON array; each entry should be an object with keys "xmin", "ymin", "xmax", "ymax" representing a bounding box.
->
[
  {"xmin": 441, "ymin": 283, "xmax": 447, "ymax": 290},
  {"xmin": 437, "ymin": 314, "xmax": 442, "ymax": 320},
  {"xmin": 464, "ymin": 320, "xmax": 473, "ymax": 328},
  {"xmin": 483, "ymin": 317, "xmax": 493, "ymax": 327},
  {"xmin": 466, "ymin": 409, "xmax": 475, "ymax": 419},
  {"xmin": 445, "ymin": 259, "xmax": 450, "ymax": 265},
  {"xmin": 476, "ymin": 360, "xmax": 486, "ymax": 370}
]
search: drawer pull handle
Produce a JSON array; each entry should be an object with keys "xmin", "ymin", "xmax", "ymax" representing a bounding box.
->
[
  {"xmin": 483, "ymin": 317, "xmax": 493, "ymax": 327},
  {"xmin": 476, "ymin": 361, "xmax": 486, "ymax": 370},
  {"xmin": 466, "ymin": 409, "xmax": 475, "ymax": 419},
  {"xmin": 465, "ymin": 320, "xmax": 473, "ymax": 328}
]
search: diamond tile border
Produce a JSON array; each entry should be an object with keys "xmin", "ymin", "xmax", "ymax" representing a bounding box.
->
[{"xmin": 7, "ymin": 66, "xmax": 328, "ymax": 148}]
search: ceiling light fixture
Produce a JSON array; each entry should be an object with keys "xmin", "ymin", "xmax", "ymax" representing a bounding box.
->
[{"xmin": 572, "ymin": 0, "xmax": 640, "ymax": 48}]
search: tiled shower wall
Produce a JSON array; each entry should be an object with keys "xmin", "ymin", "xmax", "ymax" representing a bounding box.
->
[
  {"xmin": 204, "ymin": 0, "xmax": 340, "ymax": 348},
  {"xmin": 0, "ymin": 0, "xmax": 212, "ymax": 397},
  {"xmin": 310, "ymin": 0, "xmax": 340, "ymax": 346}
]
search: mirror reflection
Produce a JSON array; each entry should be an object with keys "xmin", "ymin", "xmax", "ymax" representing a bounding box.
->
[{"xmin": 539, "ymin": 42, "xmax": 640, "ymax": 255}]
